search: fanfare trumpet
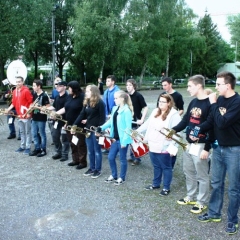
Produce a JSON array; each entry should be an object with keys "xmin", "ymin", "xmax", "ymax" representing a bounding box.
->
[
  {"xmin": 40, "ymin": 108, "xmax": 68, "ymax": 125},
  {"xmin": 22, "ymin": 98, "xmax": 40, "ymax": 118},
  {"xmin": 124, "ymin": 129, "xmax": 149, "ymax": 158},
  {"xmin": 65, "ymin": 125, "xmax": 91, "ymax": 138},
  {"xmin": 0, "ymin": 108, "xmax": 19, "ymax": 118},
  {"xmin": 158, "ymin": 127, "xmax": 188, "ymax": 151},
  {"xmin": 85, "ymin": 126, "xmax": 114, "ymax": 150}
]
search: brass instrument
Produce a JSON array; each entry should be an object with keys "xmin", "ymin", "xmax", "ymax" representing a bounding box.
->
[
  {"xmin": 124, "ymin": 128, "xmax": 149, "ymax": 147},
  {"xmin": 40, "ymin": 108, "xmax": 68, "ymax": 125},
  {"xmin": 22, "ymin": 98, "xmax": 40, "ymax": 118},
  {"xmin": 84, "ymin": 126, "xmax": 115, "ymax": 140},
  {"xmin": 158, "ymin": 127, "xmax": 188, "ymax": 151},
  {"xmin": 0, "ymin": 108, "xmax": 19, "ymax": 118},
  {"xmin": 65, "ymin": 125, "xmax": 91, "ymax": 138}
]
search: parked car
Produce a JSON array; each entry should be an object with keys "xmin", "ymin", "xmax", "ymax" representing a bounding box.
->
[
  {"xmin": 174, "ymin": 79, "xmax": 185, "ymax": 85},
  {"xmin": 152, "ymin": 80, "xmax": 162, "ymax": 87},
  {"xmin": 236, "ymin": 81, "xmax": 240, "ymax": 86},
  {"xmin": 205, "ymin": 79, "xmax": 216, "ymax": 85}
]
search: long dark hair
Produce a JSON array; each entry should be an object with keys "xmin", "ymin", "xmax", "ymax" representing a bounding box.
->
[{"xmin": 67, "ymin": 81, "xmax": 82, "ymax": 97}]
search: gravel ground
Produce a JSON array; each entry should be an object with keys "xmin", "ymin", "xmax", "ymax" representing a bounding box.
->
[{"xmin": 0, "ymin": 89, "xmax": 239, "ymax": 240}]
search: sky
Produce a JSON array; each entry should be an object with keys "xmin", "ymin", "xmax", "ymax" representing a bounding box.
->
[{"xmin": 184, "ymin": 0, "xmax": 240, "ymax": 43}]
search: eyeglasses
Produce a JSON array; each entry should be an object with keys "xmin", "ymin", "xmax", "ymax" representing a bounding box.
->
[
  {"xmin": 158, "ymin": 101, "xmax": 167, "ymax": 103},
  {"xmin": 54, "ymin": 84, "xmax": 58, "ymax": 85},
  {"xmin": 216, "ymin": 83, "xmax": 226, "ymax": 87}
]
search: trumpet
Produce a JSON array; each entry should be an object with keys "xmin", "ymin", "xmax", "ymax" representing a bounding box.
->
[
  {"xmin": 22, "ymin": 98, "xmax": 40, "ymax": 118},
  {"xmin": 158, "ymin": 127, "xmax": 188, "ymax": 151},
  {"xmin": 0, "ymin": 108, "xmax": 19, "ymax": 118},
  {"xmin": 40, "ymin": 108, "xmax": 68, "ymax": 125},
  {"xmin": 84, "ymin": 126, "xmax": 115, "ymax": 140},
  {"xmin": 65, "ymin": 125, "xmax": 91, "ymax": 138},
  {"xmin": 124, "ymin": 128, "xmax": 149, "ymax": 147}
]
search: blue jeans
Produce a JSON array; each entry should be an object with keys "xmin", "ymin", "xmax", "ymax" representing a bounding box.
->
[
  {"xmin": 85, "ymin": 132, "xmax": 102, "ymax": 171},
  {"xmin": 108, "ymin": 141, "xmax": 128, "ymax": 181},
  {"xmin": 31, "ymin": 120, "xmax": 47, "ymax": 150},
  {"xmin": 7, "ymin": 111, "xmax": 16, "ymax": 136},
  {"xmin": 149, "ymin": 152, "xmax": 172, "ymax": 190},
  {"xmin": 208, "ymin": 146, "xmax": 240, "ymax": 224}
]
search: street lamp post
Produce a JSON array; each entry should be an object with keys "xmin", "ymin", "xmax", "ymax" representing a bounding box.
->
[{"xmin": 51, "ymin": 4, "xmax": 59, "ymax": 89}]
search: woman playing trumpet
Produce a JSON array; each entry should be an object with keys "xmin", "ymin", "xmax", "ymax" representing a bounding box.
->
[
  {"xmin": 98, "ymin": 90, "xmax": 133, "ymax": 185},
  {"xmin": 137, "ymin": 93, "xmax": 181, "ymax": 196},
  {"xmin": 73, "ymin": 85, "xmax": 105, "ymax": 178}
]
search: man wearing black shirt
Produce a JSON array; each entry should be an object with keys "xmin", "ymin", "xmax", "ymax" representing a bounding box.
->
[
  {"xmin": 47, "ymin": 81, "xmax": 70, "ymax": 161},
  {"xmin": 126, "ymin": 79, "xmax": 148, "ymax": 165},
  {"xmin": 197, "ymin": 71, "xmax": 240, "ymax": 235},
  {"xmin": 29, "ymin": 79, "xmax": 50, "ymax": 157}
]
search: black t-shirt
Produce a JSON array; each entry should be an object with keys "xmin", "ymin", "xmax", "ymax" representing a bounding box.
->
[
  {"xmin": 74, "ymin": 99, "xmax": 106, "ymax": 129},
  {"xmin": 113, "ymin": 107, "xmax": 119, "ymax": 140},
  {"xmin": 64, "ymin": 93, "xmax": 85, "ymax": 126},
  {"xmin": 157, "ymin": 91, "xmax": 184, "ymax": 111},
  {"xmin": 53, "ymin": 92, "xmax": 68, "ymax": 128},
  {"xmin": 129, "ymin": 91, "xmax": 147, "ymax": 127},
  {"xmin": 99, "ymin": 82, "xmax": 104, "ymax": 95},
  {"xmin": 32, "ymin": 91, "xmax": 50, "ymax": 122}
]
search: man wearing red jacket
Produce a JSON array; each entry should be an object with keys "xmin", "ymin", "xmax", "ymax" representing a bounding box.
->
[{"xmin": 6, "ymin": 76, "xmax": 33, "ymax": 154}]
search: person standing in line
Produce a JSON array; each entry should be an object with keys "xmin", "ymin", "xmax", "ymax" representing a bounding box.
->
[
  {"xmin": 102, "ymin": 75, "xmax": 120, "ymax": 154},
  {"xmin": 3, "ymin": 86, "xmax": 20, "ymax": 140},
  {"xmin": 99, "ymin": 90, "xmax": 133, "ymax": 185},
  {"xmin": 137, "ymin": 93, "xmax": 181, "ymax": 196},
  {"xmin": 126, "ymin": 79, "xmax": 148, "ymax": 166},
  {"xmin": 196, "ymin": 71, "xmax": 240, "ymax": 235},
  {"xmin": 103, "ymin": 75, "xmax": 120, "ymax": 119},
  {"xmin": 5, "ymin": 76, "xmax": 33, "ymax": 154},
  {"xmin": 29, "ymin": 79, "xmax": 50, "ymax": 157},
  {"xmin": 55, "ymin": 81, "xmax": 87, "ymax": 170},
  {"xmin": 169, "ymin": 75, "xmax": 214, "ymax": 214},
  {"xmin": 44, "ymin": 81, "xmax": 70, "ymax": 162},
  {"xmin": 97, "ymin": 77, "xmax": 104, "ymax": 95},
  {"xmin": 73, "ymin": 85, "xmax": 105, "ymax": 178},
  {"xmin": 158, "ymin": 77, "xmax": 184, "ymax": 169}
]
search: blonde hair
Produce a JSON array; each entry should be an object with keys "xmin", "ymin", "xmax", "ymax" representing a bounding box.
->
[
  {"xmin": 115, "ymin": 90, "xmax": 134, "ymax": 116},
  {"xmin": 204, "ymin": 88, "xmax": 213, "ymax": 95},
  {"xmin": 83, "ymin": 85, "xmax": 101, "ymax": 108},
  {"xmin": 155, "ymin": 93, "xmax": 175, "ymax": 121}
]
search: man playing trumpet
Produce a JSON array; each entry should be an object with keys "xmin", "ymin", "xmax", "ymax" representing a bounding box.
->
[{"xmin": 5, "ymin": 76, "xmax": 33, "ymax": 154}]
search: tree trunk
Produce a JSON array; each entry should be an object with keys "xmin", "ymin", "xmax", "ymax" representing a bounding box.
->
[{"xmin": 139, "ymin": 62, "xmax": 147, "ymax": 88}]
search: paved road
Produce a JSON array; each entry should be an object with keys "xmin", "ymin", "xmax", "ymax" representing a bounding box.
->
[{"xmin": 0, "ymin": 89, "xmax": 238, "ymax": 240}]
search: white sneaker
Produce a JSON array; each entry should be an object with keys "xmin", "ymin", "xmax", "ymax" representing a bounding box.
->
[
  {"xmin": 105, "ymin": 175, "xmax": 116, "ymax": 183},
  {"xmin": 114, "ymin": 178, "xmax": 125, "ymax": 186}
]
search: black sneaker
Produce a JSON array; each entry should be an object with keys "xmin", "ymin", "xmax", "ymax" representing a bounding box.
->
[
  {"xmin": 7, "ymin": 135, "xmax": 16, "ymax": 139},
  {"xmin": 225, "ymin": 222, "xmax": 238, "ymax": 235},
  {"xmin": 36, "ymin": 150, "xmax": 47, "ymax": 157},
  {"xmin": 84, "ymin": 169, "xmax": 94, "ymax": 176},
  {"xmin": 159, "ymin": 189, "xmax": 170, "ymax": 196},
  {"xmin": 68, "ymin": 162, "xmax": 78, "ymax": 166},
  {"xmin": 52, "ymin": 153, "xmax": 62, "ymax": 160},
  {"xmin": 29, "ymin": 149, "xmax": 41, "ymax": 156},
  {"xmin": 145, "ymin": 185, "xmax": 160, "ymax": 190},
  {"xmin": 91, "ymin": 170, "xmax": 101, "ymax": 179},
  {"xmin": 60, "ymin": 157, "xmax": 68, "ymax": 162},
  {"xmin": 198, "ymin": 213, "xmax": 221, "ymax": 223}
]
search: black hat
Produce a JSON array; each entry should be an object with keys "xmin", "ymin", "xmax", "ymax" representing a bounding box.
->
[{"xmin": 57, "ymin": 81, "xmax": 67, "ymax": 86}]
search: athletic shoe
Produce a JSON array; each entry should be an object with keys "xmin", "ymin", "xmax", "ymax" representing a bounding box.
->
[
  {"xmin": 159, "ymin": 189, "xmax": 170, "ymax": 196},
  {"xmin": 145, "ymin": 185, "xmax": 160, "ymax": 190},
  {"xmin": 198, "ymin": 213, "xmax": 221, "ymax": 223},
  {"xmin": 23, "ymin": 149, "xmax": 30, "ymax": 155},
  {"xmin": 29, "ymin": 149, "xmax": 41, "ymax": 156},
  {"xmin": 84, "ymin": 169, "xmax": 94, "ymax": 176},
  {"xmin": 37, "ymin": 150, "xmax": 47, "ymax": 157},
  {"xmin": 225, "ymin": 222, "xmax": 238, "ymax": 235},
  {"xmin": 177, "ymin": 196, "xmax": 196, "ymax": 205},
  {"xmin": 114, "ymin": 178, "xmax": 125, "ymax": 186},
  {"xmin": 131, "ymin": 160, "xmax": 140, "ymax": 166},
  {"xmin": 15, "ymin": 147, "xmax": 25, "ymax": 153},
  {"xmin": 91, "ymin": 171, "xmax": 101, "ymax": 179},
  {"xmin": 105, "ymin": 175, "xmax": 117, "ymax": 183},
  {"xmin": 190, "ymin": 204, "xmax": 207, "ymax": 214}
]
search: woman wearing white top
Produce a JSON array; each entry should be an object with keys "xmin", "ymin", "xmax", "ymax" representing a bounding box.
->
[{"xmin": 137, "ymin": 93, "xmax": 181, "ymax": 196}]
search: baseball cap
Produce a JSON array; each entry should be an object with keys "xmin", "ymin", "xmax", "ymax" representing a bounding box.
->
[{"xmin": 57, "ymin": 81, "xmax": 67, "ymax": 86}]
